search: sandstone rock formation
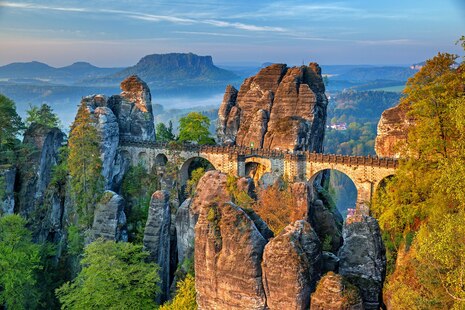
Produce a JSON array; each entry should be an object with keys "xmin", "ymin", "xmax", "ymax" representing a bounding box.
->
[
  {"xmin": 80, "ymin": 75, "xmax": 155, "ymax": 190},
  {"xmin": 17, "ymin": 123, "xmax": 65, "ymax": 217},
  {"xmin": 175, "ymin": 198, "xmax": 196, "ymax": 264},
  {"xmin": 309, "ymin": 199, "xmax": 343, "ymax": 253},
  {"xmin": 338, "ymin": 214, "xmax": 386, "ymax": 310},
  {"xmin": 193, "ymin": 171, "xmax": 269, "ymax": 310},
  {"xmin": 0, "ymin": 168, "xmax": 16, "ymax": 215},
  {"xmin": 143, "ymin": 190, "xmax": 173, "ymax": 303},
  {"xmin": 311, "ymin": 272, "xmax": 364, "ymax": 310},
  {"xmin": 217, "ymin": 63, "xmax": 328, "ymax": 151},
  {"xmin": 262, "ymin": 220, "xmax": 321, "ymax": 310},
  {"xmin": 375, "ymin": 103, "xmax": 412, "ymax": 158},
  {"xmin": 90, "ymin": 190, "xmax": 127, "ymax": 242},
  {"xmin": 108, "ymin": 75, "xmax": 156, "ymax": 142}
]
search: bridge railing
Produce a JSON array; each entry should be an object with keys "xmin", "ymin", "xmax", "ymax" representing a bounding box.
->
[{"xmin": 119, "ymin": 138, "xmax": 398, "ymax": 169}]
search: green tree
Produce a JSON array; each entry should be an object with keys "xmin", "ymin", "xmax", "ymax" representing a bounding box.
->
[
  {"xmin": 156, "ymin": 121, "xmax": 175, "ymax": 142},
  {"xmin": 0, "ymin": 94, "xmax": 24, "ymax": 164},
  {"xmin": 68, "ymin": 103, "xmax": 103, "ymax": 227},
  {"xmin": 56, "ymin": 239, "xmax": 160, "ymax": 309},
  {"xmin": 0, "ymin": 214, "xmax": 41, "ymax": 309},
  {"xmin": 372, "ymin": 47, "xmax": 465, "ymax": 308},
  {"xmin": 25, "ymin": 103, "xmax": 60, "ymax": 128},
  {"xmin": 121, "ymin": 164, "xmax": 160, "ymax": 243},
  {"xmin": 178, "ymin": 112, "xmax": 215, "ymax": 145},
  {"xmin": 160, "ymin": 274, "xmax": 196, "ymax": 310},
  {"xmin": 186, "ymin": 167, "xmax": 205, "ymax": 197}
]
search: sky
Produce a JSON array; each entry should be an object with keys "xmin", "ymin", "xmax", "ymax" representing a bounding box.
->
[{"xmin": 0, "ymin": 0, "xmax": 464, "ymax": 67}]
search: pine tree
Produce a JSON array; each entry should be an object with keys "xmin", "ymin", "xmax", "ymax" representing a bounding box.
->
[
  {"xmin": 25, "ymin": 103, "xmax": 60, "ymax": 128},
  {"xmin": 68, "ymin": 103, "xmax": 103, "ymax": 228}
]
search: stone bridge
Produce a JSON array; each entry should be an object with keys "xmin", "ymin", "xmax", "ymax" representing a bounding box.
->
[{"xmin": 119, "ymin": 139, "xmax": 398, "ymax": 210}]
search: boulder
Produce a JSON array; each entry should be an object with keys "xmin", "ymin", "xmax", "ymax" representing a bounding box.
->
[
  {"xmin": 90, "ymin": 190, "xmax": 127, "ymax": 242},
  {"xmin": 0, "ymin": 168, "xmax": 16, "ymax": 215},
  {"xmin": 311, "ymin": 272, "xmax": 364, "ymax": 310},
  {"xmin": 338, "ymin": 214, "xmax": 386, "ymax": 310},
  {"xmin": 262, "ymin": 220, "xmax": 321, "ymax": 310},
  {"xmin": 375, "ymin": 103, "xmax": 412, "ymax": 158},
  {"xmin": 143, "ymin": 190, "xmax": 172, "ymax": 303},
  {"xmin": 217, "ymin": 63, "xmax": 327, "ymax": 151},
  {"xmin": 194, "ymin": 171, "xmax": 269, "ymax": 310}
]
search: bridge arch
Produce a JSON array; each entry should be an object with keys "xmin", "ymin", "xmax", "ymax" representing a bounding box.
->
[
  {"xmin": 137, "ymin": 151, "xmax": 149, "ymax": 167},
  {"xmin": 308, "ymin": 168, "xmax": 358, "ymax": 218},
  {"xmin": 155, "ymin": 153, "xmax": 168, "ymax": 167},
  {"xmin": 179, "ymin": 156, "xmax": 216, "ymax": 187},
  {"xmin": 244, "ymin": 156, "xmax": 272, "ymax": 185}
]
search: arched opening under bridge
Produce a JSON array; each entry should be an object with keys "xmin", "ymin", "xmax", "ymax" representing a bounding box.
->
[
  {"xmin": 308, "ymin": 169, "xmax": 358, "ymax": 220},
  {"xmin": 245, "ymin": 157, "xmax": 272, "ymax": 185}
]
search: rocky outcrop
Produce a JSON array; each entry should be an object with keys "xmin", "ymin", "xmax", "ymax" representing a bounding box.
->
[
  {"xmin": 310, "ymin": 272, "xmax": 364, "ymax": 310},
  {"xmin": 217, "ymin": 63, "xmax": 328, "ymax": 151},
  {"xmin": 338, "ymin": 214, "xmax": 386, "ymax": 310},
  {"xmin": 175, "ymin": 198, "xmax": 197, "ymax": 264},
  {"xmin": 217, "ymin": 85, "xmax": 239, "ymax": 145},
  {"xmin": 309, "ymin": 199, "xmax": 343, "ymax": 253},
  {"xmin": 80, "ymin": 75, "xmax": 155, "ymax": 190},
  {"xmin": 375, "ymin": 103, "xmax": 412, "ymax": 158},
  {"xmin": 143, "ymin": 190, "xmax": 172, "ymax": 303},
  {"xmin": 90, "ymin": 190, "xmax": 127, "ymax": 242},
  {"xmin": 194, "ymin": 171, "xmax": 269, "ymax": 310},
  {"xmin": 262, "ymin": 220, "xmax": 321, "ymax": 310},
  {"xmin": 0, "ymin": 168, "xmax": 16, "ymax": 215},
  {"xmin": 108, "ymin": 75, "xmax": 156, "ymax": 142},
  {"xmin": 17, "ymin": 123, "xmax": 65, "ymax": 217}
]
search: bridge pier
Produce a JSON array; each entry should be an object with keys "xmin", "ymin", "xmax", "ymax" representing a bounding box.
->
[{"xmin": 355, "ymin": 181, "xmax": 374, "ymax": 215}]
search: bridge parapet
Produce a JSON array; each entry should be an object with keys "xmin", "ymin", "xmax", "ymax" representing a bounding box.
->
[{"xmin": 119, "ymin": 138, "xmax": 398, "ymax": 169}]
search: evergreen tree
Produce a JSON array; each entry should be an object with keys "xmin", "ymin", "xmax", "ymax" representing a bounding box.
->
[
  {"xmin": 178, "ymin": 112, "xmax": 215, "ymax": 145},
  {"xmin": 56, "ymin": 240, "xmax": 160, "ymax": 309},
  {"xmin": 68, "ymin": 103, "xmax": 103, "ymax": 228},
  {"xmin": 156, "ymin": 121, "xmax": 175, "ymax": 142},
  {"xmin": 0, "ymin": 94, "xmax": 24, "ymax": 164},
  {"xmin": 25, "ymin": 103, "xmax": 60, "ymax": 128},
  {"xmin": 0, "ymin": 214, "xmax": 41, "ymax": 309}
]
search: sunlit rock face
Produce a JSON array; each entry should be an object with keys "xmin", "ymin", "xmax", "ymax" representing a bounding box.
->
[
  {"xmin": 375, "ymin": 103, "xmax": 412, "ymax": 158},
  {"xmin": 193, "ymin": 171, "xmax": 271, "ymax": 310},
  {"xmin": 262, "ymin": 220, "xmax": 321, "ymax": 310},
  {"xmin": 217, "ymin": 63, "xmax": 328, "ymax": 151}
]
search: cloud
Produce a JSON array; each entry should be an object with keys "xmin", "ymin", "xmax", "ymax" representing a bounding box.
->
[
  {"xmin": 0, "ymin": 1, "xmax": 286, "ymax": 33},
  {"xmin": 0, "ymin": 1, "xmax": 87, "ymax": 12},
  {"xmin": 203, "ymin": 20, "xmax": 286, "ymax": 32},
  {"xmin": 173, "ymin": 31, "xmax": 253, "ymax": 38}
]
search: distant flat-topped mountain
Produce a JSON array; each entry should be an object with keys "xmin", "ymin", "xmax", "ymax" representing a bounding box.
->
[
  {"xmin": 86, "ymin": 53, "xmax": 240, "ymax": 87},
  {"xmin": 0, "ymin": 61, "xmax": 121, "ymax": 84}
]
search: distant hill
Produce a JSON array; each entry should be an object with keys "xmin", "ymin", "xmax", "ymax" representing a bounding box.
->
[
  {"xmin": 0, "ymin": 61, "xmax": 121, "ymax": 84},
  {"xmin": 332, "ymin": 66, "xmax": 416, "ymax": 82},
  {"xmin": 86, "ymin": 53, "xmax": 241, "ymax": 88}
]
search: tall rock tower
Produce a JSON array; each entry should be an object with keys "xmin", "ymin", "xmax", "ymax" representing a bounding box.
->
[{"xmin": 217, "ymin": 63, "xmax": 328, "ymax": 152}]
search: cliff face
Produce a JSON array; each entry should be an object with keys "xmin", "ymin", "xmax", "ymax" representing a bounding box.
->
[
  {"xmin": 80, "ymin": 75, "xmax": 155, "ymax": 191},
  {"xmin": 217, "ymin": 63, "xmax": 327, "ymax": 151},
  {"xmin": 375, "ymin": 103, "xmax": 412, "ymax": 158},
  {"xmin": 16, "ymin": 123, "xmax": 66, "ymax": 241},
  {"xmin": 338, "ymin": 214, "xmax": 386, "ymax": 310},
  {"xmin": 193, "ymin": 171, "xmax": 269, "ymax": 310}
]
